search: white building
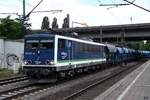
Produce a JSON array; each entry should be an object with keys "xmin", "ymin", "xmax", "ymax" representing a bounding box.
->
[{"xmin": 0, "ymin": 38, "xmax": 24, "ymax": 69}]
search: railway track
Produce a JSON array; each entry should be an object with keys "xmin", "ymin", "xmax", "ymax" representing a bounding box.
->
[
  {"xmin": 0, "ymin": 85, "xmax": 38, "ymax": 100},
  {"xmin": 6, "ymin": 62, "xmax": 138, "ymax": 100},
  {"xmin": 0, "ymin": 75, "xmax": 34, "ymax": 100},
  {"xmin": 0, "ymin": 61, "xmax": 143, "ymax": 100},
  {"xmin": 0, "ymin": 83, "xmax": 56, "ymax": 100},
  {"xmin": 0, "ymin": 79, "xmax": 53, "ymax": 100},
  {"xmin": 8, "ymin": 66, "xmax": 121, "ymax": 100},
  {"xmin": 63, "ymin": 62, "xmax": 143, "ymax": 100},
  {"xmin": 0, "ymin": 79, "xmax": 34, "ymax": 99},
  {"xmin": 16, "ymin": 62, "xmax": 140, "ymax": 100},
  {"xmin": 0, "ymin": 75, "xmax": 28, "ymax": 85}
]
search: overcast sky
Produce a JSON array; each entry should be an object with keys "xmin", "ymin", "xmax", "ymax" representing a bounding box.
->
[{"xmin": 0, "ymin": 0, "xmax": 150, "ymax": 29}]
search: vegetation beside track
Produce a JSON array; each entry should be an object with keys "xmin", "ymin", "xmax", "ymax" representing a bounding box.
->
[{"xmin": 0, "ymin": 68, "xmax": 18, "ymax": 78}]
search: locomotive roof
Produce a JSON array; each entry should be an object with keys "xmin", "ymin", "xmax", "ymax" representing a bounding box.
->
[
  {"xmin": 56, "ymin": 35, "xmax": 106, "ymax": 46},
  {"xmin": 25, "ymin": 33, "xmax": 105, "ymax": 46},
  {"xmin": 25, "ymin": 33, "xmax": 55, "ymax": 38}
]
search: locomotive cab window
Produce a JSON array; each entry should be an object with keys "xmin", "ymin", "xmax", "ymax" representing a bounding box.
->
[
  {"xmin": 25, "ymin": 39, "xmax": 54, "ymax": 49},
  {"xmin": 40, "ymin": 39, "xmax": 54, "ymax": 49},
  {"xmin": 58, "ymin": 39, "xmax": 65, "ymax": 49},
  {"xmin": 25, "ymin": 40, "xmax": 39, "ymax": 49}
]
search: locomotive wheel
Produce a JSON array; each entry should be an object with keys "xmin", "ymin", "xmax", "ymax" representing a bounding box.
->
[
  {"xmin": 68, "ymin": 70, "xmax": 75, "ymax": 77},
  {"xmin": 58, "ymin": 71, "xmax": 67, "ymax": 80}
]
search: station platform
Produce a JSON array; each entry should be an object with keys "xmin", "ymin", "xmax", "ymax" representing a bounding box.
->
[{"xmin": 94, "ymin": 60, "xmax": 150, "ymax": 100}]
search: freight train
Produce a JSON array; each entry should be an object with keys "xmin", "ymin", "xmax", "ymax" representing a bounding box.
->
[{"xmin": 22, "ymin": 33, "xmax": 150, "ymax": 83}]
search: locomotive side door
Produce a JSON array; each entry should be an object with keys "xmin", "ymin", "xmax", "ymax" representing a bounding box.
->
[
  {"xmin": 66, "ymin": 40, "xmax": 73, "ymax": 63},
  {"xmin": 57, "ymin": 38, "xmax": 73, "ymax": 64}
]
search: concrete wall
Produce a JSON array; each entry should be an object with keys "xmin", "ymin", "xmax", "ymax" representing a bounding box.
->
[
  {"xmin": 0, "ymin": 39, "xmax": 24, "ymax": 69},
  {"xmin": 0, "ymin": 39, "xmax": 5, "ymax": 67}
]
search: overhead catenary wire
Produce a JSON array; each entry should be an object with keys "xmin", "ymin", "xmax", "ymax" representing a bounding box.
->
[
  {"xmin": 32, "ymin": 10, "xmax": 63, "ymax": 13},
  {"xmin": 25, "ymin": 0, "xmax": 43, "ymax": 18},
  {"xmin": 131, "ymin": 0, "xmax": 136, "ymax": 3},
  {"xmin": 0, "ymin": 10, "xmax": 63, "ymax": 17},
  {"xmin": 98, "ymin": 0, "xmax": 127, "ymax": 24},
  {"xmin": 98, "ymin": 0, "xmax": 129, "ymax": 7},
  {"xmin": 106, "ymin": 9, "xmax": 122, "ymax": 24},
  {"xmin": 99, "ymin": 3, "xmax": 129, "ymax": 6},
  {"xmin": 0, "ymin": 12, "xmax": 18, "ymax": 15},
  {"xmin": 123, "ymin": 0, "xmax": 150, "ymax": 12},
  {"xmin": 97, "ymin": 0, "xmax": 102, "ymax": 4}
]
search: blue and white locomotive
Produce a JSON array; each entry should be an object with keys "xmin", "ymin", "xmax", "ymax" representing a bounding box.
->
[
  {"xmin": 23, "ymin": 33, "xmax": 150, "ymax": 83},
  {"xmin": 23, "ymin": 33, "xmax": 106, "ymax": 83}
]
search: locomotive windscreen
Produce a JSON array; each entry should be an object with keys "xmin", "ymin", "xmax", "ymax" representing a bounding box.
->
[
  {"xmin": 25, "ymin": 39, "xmax": 54, "ymax": 49},
  {"xmin": 24, "ymin": 38, "xmax": 55, "ymax": 65},
  {"xmin": 25, "ymin": 40, "xmax": 39, "ymax": 49}
]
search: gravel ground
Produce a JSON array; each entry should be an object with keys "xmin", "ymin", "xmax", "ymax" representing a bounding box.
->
[
  {"xmin": 16, "ymin": 62, "xmax": 142, "ymax": 100},
  {"xmin": 20, "ymin": 66, "xmax": 120, "ymax": 100},
  {"xmin": 72, "ymin": 62, "xmax": 143, "ymax": 100},
  {"xmin": 41, "ymin": 62, "xmax": 140, "ymax": 100}
]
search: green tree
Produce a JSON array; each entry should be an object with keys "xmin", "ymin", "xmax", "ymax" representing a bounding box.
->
[
  {"xmin": 41, "ymin": 16, "xmax": 49, "ymax": 30},
  {"xmin": 146, "ymin": 43, "xmax": 150, "ymax": 51},
  {"xmin": 52, "ymin": 17, "xmax": 58, "ymax": 28},
  {"xmin": 139, "ymin": 42, "xmax": 150, "ymax": 51},
  {"xmin": 16, "ymin": 16, "xmax": 31, "ymax": 33},
  {"xmin": 0, "ymin": 16, "xmax": 25, "ymax": 39},
  {"xmin": 62, "ymin": 14, "xmax": 70, "ymax": 28}
]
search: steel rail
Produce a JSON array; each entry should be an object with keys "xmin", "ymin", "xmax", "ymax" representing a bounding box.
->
[{"xmin": 63, "ymin": 62, "xmax": 142, "ymax": 100}]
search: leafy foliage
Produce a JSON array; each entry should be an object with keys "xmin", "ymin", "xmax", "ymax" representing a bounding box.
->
[
  {"xmin": 16, "ymin": 16, "xmax": 31, "ymax": 33},
  {"xmin": 139, "ymin": 42, "xmax": 150, "ymax": 51},
  {"xmin": 41, "ymin": 16, "xmax": 50, "ymax": 30},
  {"xmin": 0, "ymin": 16, "xmax": 25, "ymax": 39},
  {"xmin": 127, "ymin": 42, "xmax": 150, "ymax": 51}
]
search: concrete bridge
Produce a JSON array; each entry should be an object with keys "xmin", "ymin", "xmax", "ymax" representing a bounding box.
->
[{"xmin": 34, "ymin": 23, "xmax": 150, "ymax": 42}]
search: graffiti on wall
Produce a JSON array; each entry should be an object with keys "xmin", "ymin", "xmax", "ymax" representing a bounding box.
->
[{"xmin": 6, "ymin": 54, "xmax": 19, "ymax": 67}]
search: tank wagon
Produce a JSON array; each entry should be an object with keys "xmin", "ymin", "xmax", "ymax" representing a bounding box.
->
[
  {"xmin": 140, "ymin": 51, "xmax": 150, "ymax": 59},
  {"xmin": 105, "ymin": 44, "xmax": 116, "ymax": 66}
]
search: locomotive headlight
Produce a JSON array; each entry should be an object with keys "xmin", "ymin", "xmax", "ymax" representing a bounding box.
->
[
  {"xmin": 45, "ymin": 60, "xmax": 54, "ymax": 65},
  {"xmin": 28, "ymin": 60, "xmax": 32, "ymax": 64},
  {"xmin": 24, "ymin": 60, "xmax": 32, "ymax": 65},
  {"xmin": 50, "ymin": 60, "xmax": 54, "ymax": 65},
  {"xmin": 45, "ymin": 60, "xmax": 50, "ymax": 65},
  {"xmin": 24, "ymin": 60, "xmax": 28, "ymax": 65}
]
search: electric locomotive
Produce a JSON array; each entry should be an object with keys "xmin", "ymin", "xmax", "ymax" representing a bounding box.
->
[{"xmin": 23, "ymin": 33, "xmax": 106, "ymax": 83}]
